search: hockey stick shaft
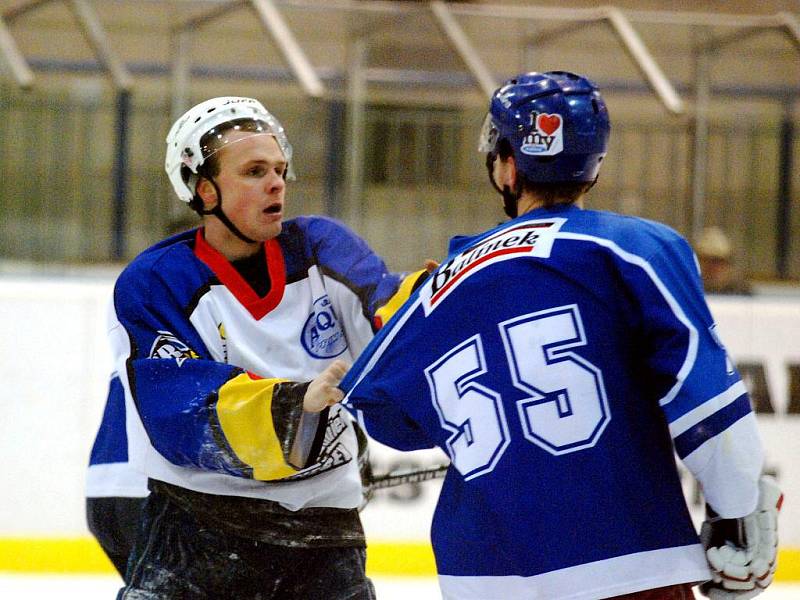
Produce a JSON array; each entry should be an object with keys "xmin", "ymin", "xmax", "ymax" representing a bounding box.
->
[{"xmin": 368, "ymin": 464, "xmax": 449, "ymax": 491}]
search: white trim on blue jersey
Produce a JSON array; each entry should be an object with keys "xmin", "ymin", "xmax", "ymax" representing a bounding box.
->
[{"xmin": 438, "ymin": 544, "xmax": 709, "ymax": 600}]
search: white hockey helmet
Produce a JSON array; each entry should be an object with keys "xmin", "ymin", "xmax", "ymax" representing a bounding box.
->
[{"xmin": 165, "ymin": 96, "xmax": 295, "ymax": 203}]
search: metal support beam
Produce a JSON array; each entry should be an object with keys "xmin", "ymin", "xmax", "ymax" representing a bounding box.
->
[
  {"xmin": 526, "ymin": 17, "xmax": 604, "ymax": 47},
  {"xmin": 449, "ymin": 3, "xmax": 788, "ymax": 28},
  {"xmin": 171, "ymin": 1, "xmax": 241, "ymax": 134},
  {"xmin": 503, "ymin": 6, "xmax": 683, "ymax": 115},
  {"xmin": 250, "ymin": 0, "xmax": 325, "ymax": 97},
  {"xmin": 703, "ymin": 12, "xmax": 800, "ymax": 53},
  {"xmin": 776, "ymin": 106, "xmax": 795, "ymax": 279},
  {"xmin": 324, "ymin": 100, "xmax": 346, "ymax": 218},
  {"xmin": 68, "ymin": 0, "xmax": 132, "ymax": 90},
  {"xmin": 429, "ymin": 0, "xmax": 496, "ymax": 97},
  {"xmin": 111, "ymin": 89, "xmax": 132, "ymax": 260},
  {"xmin": 690, "ymin": 37, "xmax": 711, "ymax": 242},
  {"xmin": 703, "ymin": 27, "xmax": 772, "ymax": 52},
  {"xmin": 173, "ymin": 0, "xmax": 325, "ymax": 98},
  {"xmin": 778, "ymin": 12, "xmax": 800, "ymax": 52},
  {"xmin": 345, "ymin": 36, "xmax": 367, "ymax": 228},
  {"xmin": 178, "ymin": 0, "xmax": 246, "ymax": 30},
  {"xmin": 1, "ymin": 0, "xmax": 54, "ymax": 23},
  {"xmin": 3, "ymin": 0, "xmax": 132, "ymax": 90},
  {"xmin": 170, "ymin": 29, "xmax": 192, "ymax": 121},
  {"xmin": 604, "ymin": 7, "xmax": 684, "ymax": 115},
  {"xmin": 0, "ymin": 15, "xmax": 34, "ymax": 88}
]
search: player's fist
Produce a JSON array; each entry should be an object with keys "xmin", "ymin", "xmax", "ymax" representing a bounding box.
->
[{"xmin": 303, "ymin": 360, "xmax": 349, "ymax": 413}]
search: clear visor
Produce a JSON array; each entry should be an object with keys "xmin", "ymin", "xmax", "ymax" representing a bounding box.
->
[
  {"xmin": 194, "ymin": 117, "xmax": 295, "ymax": 180},
  {"xmin": 477, "ymin": 113, "xmax": 500, "ymax": 154}
]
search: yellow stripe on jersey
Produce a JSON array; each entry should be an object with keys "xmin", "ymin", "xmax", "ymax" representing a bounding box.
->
[
  {"xmin": 375, "ymin": 269, "xmax": 428, "ymax": 327},
  {"xmin": 216, "ymin": 373, "xmax": 299, "ymax": 480}
]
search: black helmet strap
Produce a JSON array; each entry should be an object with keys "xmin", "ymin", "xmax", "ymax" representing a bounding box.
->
[
  {"xmin": 199, "ymin": 177, "xmax": 258, "ymax": 245},
  {"xmin": 486, "ymin": 151, "xmax": 522, "ymax": 219}
]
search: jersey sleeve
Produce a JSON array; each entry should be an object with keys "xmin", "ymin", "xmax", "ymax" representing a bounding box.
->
[
  {"xmin": 340, "ymin": 298, "xmax": 436, "ymax": 452},
  {"xmin": 112, "ymin": 265, "xmax": 316, "ymax": 482},
  {"xmin": 621, "ymin": 230, "xmax": 763, "ymax": 517},
  {"xmin": 348, "ymin": 392, "xmax": 434, "ymax": 452}
]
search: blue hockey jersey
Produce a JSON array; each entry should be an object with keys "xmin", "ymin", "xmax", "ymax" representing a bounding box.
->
[
  {"xmin": 109, "ymin": 215, "xmax": 415, "ymax": 511},
  {"xmin": 341, "ymin": 204, "xmax": 764, "ymax": 599}
]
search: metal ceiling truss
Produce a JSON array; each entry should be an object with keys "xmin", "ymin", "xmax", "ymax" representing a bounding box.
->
[
  {"xmin": 1, "ymin": 1, "xmax": 797, "ymax": 111},
  {"xmin": 688, "ymin": 9, "xmax": 800, "ymax": 241},
  {"xmin": 0, "ymin": 13, "xmax": 33, "ymax": 88},
  {"xmin": 170, "ymin": 0, "xmax": 324, "ymax": 119},
  {"xmin": 1, "ymin": 0, "xmax": 797, "ymax": 270},
  {"xmin": 1, "ymin": 0, "xmax": 132, "ymax": 89}
]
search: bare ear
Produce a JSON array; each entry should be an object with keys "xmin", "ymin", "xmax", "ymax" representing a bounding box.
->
[
  {"xmin": 196, "ymin": 178, "xmax": 218, "ymax": 210},
  {"xmin": 497, "ymin": 153, "xmax": 518, "ymax": 189}
]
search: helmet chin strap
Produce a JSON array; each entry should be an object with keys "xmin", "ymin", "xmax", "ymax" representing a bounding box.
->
[
  {"xmin": 501, "ymin": 186, "xmax": 520, "ymax": 219},
  {"xmin": 200, "ymin": 178, "xmax": 258, "ymax": 245},
  {"xmin": 486, "ymin": 152, "xmax": 521, "ymax": 219}
]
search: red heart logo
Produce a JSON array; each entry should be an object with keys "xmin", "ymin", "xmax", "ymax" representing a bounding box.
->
[{"xmin": 537, "ymin": 114, "xmax": 561, "ymax": 135}]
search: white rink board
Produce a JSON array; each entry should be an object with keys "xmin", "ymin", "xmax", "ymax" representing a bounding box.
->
[{"xmin": 0, "ymin": 275, "xmax": 797, "ymax": 546}]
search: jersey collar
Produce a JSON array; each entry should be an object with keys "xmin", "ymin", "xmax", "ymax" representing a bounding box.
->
[{"xmin": 194, "ymin": 228, "xmax": 286, "ymax": 320}]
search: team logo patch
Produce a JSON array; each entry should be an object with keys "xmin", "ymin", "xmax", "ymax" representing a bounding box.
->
[
  {"xmin": 149, "ymin": 331, "xmax": 199, "ymax": 366},
  {"xmin": 301, "ymin": 295, "xmax": 348, "ymax": 359},
  {"xmin": 422, "ymin": 219, "xmax": 565, "ymax": 315},
  {"xmin": 521, "ymin": 111, "xmax": 563, "ymax": 156}
]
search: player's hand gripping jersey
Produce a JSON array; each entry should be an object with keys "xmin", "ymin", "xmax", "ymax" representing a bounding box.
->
[
  {"xmin": 110, "ymin": 216, "xmax": 415, "ymax": 513},
  {"xmin": 341, "ymin": 204, "xmax": 764, "ymax": 600}
]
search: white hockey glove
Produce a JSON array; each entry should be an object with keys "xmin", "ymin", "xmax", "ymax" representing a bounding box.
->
[{"xmin": 699, "ymin": 475, "xmax": 783, "ymax": 600}]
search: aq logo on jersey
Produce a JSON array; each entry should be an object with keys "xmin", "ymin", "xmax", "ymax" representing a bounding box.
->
[{"xmin": 301, "ymin": 295, "xmax": 347, "ymax": 359}]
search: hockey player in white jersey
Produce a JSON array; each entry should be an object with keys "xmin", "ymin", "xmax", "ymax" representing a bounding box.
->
[
  {"xmin": 111, "ymin": 97, "xmax": 423, "ymax": 599},
  {"xmin": 340, "ymin": 72, "xmax": 782, "ymax": 600}
]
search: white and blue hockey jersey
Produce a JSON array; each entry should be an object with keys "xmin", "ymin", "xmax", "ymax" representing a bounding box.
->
[
  {"xmin": 341, "ymin": 204, "xmax": 764, "ymax": 600},
  {"xmin": 109, "ymin": 215, "xmax": 417, "ymax": 511}
]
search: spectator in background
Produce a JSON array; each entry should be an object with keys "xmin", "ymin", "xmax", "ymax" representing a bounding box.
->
[{"xmin": 695, "ymin": 226, "xmax": 751, "ymax": 295}]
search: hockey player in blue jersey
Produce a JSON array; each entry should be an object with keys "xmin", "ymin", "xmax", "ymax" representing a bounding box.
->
[
  {"xmin": 341, "ymin": 72, "xmax": 782, "ymax": 600},
  {"xmin": 111, "ymin": 96, "xmax": 423, "ymax": 599}
]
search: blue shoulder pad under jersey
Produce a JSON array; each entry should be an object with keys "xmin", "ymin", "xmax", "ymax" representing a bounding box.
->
[{"xmin": 288, "ymin": 216, "xmax": 404, "ymax": 319}]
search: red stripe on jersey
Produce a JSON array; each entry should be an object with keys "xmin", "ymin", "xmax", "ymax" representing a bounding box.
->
[{"xmin": 194, "ymin": 228, "xmax": 286, "ymax": 320}]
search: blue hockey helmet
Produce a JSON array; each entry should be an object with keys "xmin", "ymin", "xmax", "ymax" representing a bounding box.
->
[{"xmin": 479, "ymin": 71, "xmax": 610, "ymax": 184}]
